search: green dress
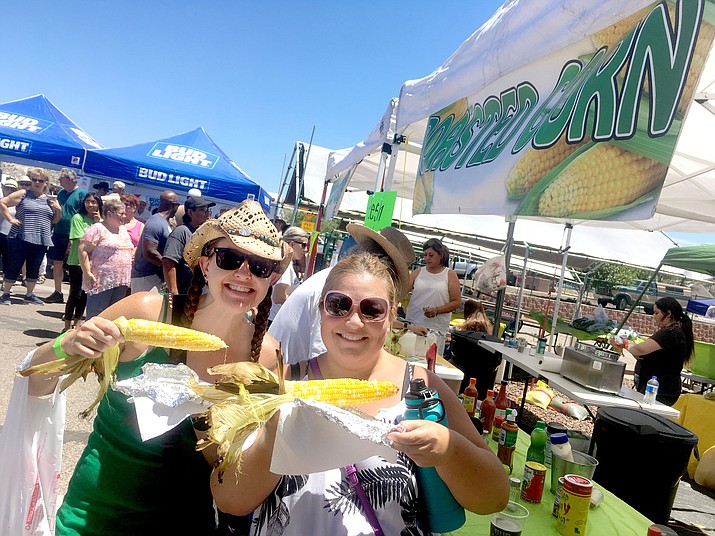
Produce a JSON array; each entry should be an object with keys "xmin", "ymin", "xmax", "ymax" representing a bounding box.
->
[{"xmin": 55, "ymin": 348, "xmax": 216, "ymax": 535}]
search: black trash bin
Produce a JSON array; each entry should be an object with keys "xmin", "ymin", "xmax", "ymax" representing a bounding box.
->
[
  {"xmin": 592, "ymin": 406, "xmax": 697, "ymax": 524},
  {"xmin": 448, "ymin": 330, "xmax": 502, "ymax": 398}
]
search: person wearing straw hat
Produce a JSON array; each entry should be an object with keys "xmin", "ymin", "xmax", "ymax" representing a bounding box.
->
[
  {"xmin": 268, "ymin": 223, "xmax": 427, "ymax": 365},
  {"xmin": 22, "ymin": 199, "xmax": 291, "ymax": 536}
]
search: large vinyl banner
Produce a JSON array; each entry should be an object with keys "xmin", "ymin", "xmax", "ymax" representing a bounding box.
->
[{"xmin": 414, "ymin": 0, "xmax": 715, "ymax": 220}]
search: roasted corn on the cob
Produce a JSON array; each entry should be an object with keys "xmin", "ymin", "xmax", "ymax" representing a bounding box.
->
[
  {"xmin": 114, "ymin": 316, "xmax": 227, "ymax": 351},
  {"xmin": 537, "ymin": 143, "xmax": 667, "ymax": 217}
]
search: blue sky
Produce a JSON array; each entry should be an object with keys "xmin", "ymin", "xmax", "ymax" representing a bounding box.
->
[{"xmin": 3, "ymin": 1, "xmax": 713, "ymax": 247}]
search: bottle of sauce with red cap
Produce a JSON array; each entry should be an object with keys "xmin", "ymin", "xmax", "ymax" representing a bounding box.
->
[{"xmin": 462, "ymin": 378, "xmax": 479, "ymax": 418}]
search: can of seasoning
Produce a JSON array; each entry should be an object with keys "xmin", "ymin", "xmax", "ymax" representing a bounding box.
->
[
  {"xmin": 556, "ymin": 474, "xmax": 593, "ymax": 536},
  {"xmin": 521, "ymin": 461, "xmax": 547, "ymax": 503},
  {"xmin": 552, "ymin": 476, "xmax": 565, "ymax": 517}
]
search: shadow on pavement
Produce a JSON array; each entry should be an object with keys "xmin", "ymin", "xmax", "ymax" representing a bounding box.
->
[
  {"xmin": 36, "ymin": 310, "xmax": 63, "ymax": 320},
  {"xmin": 25, "ymin": 328, "xmax": 61, "ymax": 342}
]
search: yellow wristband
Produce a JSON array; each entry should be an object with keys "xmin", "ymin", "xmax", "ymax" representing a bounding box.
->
[{"xmin": 53, "ymin": 331, "xmax": 71, "ymax": 359}]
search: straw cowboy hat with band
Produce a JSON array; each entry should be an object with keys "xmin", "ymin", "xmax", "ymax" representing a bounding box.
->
[
  {"xmin": 346, "ymin": 223, "xmax": 416, "ymax": 300},
  {"xmin": 184, "ymin": 199, "xmax": 292, "ymax": 275}
]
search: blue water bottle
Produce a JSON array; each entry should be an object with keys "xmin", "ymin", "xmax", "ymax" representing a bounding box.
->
[{"xmin": 403, "ymin": 378, "xmax": 466, "ymax": 533}]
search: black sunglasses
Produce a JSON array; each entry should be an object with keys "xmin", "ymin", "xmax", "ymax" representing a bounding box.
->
[
  {"xmin": 211, "ymin": 247, "xmax": 278, "ymax": 278},
  {"xmin": 322, "ymin": 291, "xmax": 389, "ymax": 322}
]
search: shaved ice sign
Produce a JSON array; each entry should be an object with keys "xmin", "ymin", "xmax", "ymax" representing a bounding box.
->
[{"xmin": 415, "ymin": 0, "xmax": 714, "ymax": 221}]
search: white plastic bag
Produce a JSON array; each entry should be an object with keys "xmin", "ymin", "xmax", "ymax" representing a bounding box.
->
[
  {"xmin": 0, "ymin": 350, "xmax": 66, "ymax": 535},
  {"xmin": 473, "ymin": 255, "xmax": 508, "ymax": 293}
]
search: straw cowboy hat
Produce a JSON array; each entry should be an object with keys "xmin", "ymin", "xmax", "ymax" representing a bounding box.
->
[
  {"xmin": 184, "ymin": 199, "xmax": 292, "ymax": 275},
  {"xmin": 346, "ymin": 223, "xmax": 416, "ymax": 299}
]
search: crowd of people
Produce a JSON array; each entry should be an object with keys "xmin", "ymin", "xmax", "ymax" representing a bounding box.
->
[{"xmin": 2, "ymin": 167, "xmax": 696, "ymax": 534}]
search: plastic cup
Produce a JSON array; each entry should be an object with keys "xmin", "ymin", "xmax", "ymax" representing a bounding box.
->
[
  {"xmin": 490, "ymin": 501, "xmax": 529, "ymax": 536},
  {"xmin": 550, "ymin": 450, "xmax": 598, "ymax": 493}
]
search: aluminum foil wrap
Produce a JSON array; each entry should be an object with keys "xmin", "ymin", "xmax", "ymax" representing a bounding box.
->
[
  {"xmin": 292, "ymin": 398, "xmax": 397, "ymax": 447},
  {"xmin": 114, "ymin": 363, "xmax": 208, "ymax": 408}
]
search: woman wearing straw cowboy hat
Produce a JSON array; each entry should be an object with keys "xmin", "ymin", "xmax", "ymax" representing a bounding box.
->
[{"xmin": 23, "ymin": 199, "xmax": 291, "ymax": 536}]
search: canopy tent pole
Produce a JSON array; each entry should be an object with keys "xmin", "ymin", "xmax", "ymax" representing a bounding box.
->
[
  {"xmin": 304, "ymin": 179, "xmax": 329, "ymax": 279},
  {"xmin": 372, "ymin": 143, "xmax": 392, "ymax": 192},
  {"xmin": 276, "ymin": 145, "xmax": 297, "ymax": 213},
  {"xmin": 290, "ymin": 127, "xmax": 315, "ymax": 226},
  {"xmin": 492, "ymin": 216, "xmax": 516, "ymax": 338},
  {"xmin": 548, "ymin": 224, "xmax": 573, "ymax": 349},
  {"xmin": 614, "ymin": 262, "xmax": 664, "ymax": 333},
  {"xmin": 513, "ymin": 242, "xmax": 531, "ymax": 341}
]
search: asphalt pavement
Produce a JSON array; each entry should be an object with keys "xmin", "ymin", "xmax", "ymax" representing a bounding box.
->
[{"xmin": 0, "ymin": 279, "xmax": 713, "ymax": 534}]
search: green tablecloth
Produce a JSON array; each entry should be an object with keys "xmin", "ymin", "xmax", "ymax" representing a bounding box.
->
[{"xmin": 453, "ymin": 429, "xmax": 652, "ymax": 535}]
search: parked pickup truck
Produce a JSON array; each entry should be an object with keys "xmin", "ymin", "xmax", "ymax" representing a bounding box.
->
[
  {"xmin": 597, "ymin": 279, "xmax": 692, "ymax": 313},
  {"xmin": 450, "ymin": 257, "xmax": 479, "ymax": 279}
]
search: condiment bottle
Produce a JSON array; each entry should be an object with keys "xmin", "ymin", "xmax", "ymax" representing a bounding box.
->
[
  {"xmin": 497, "ymin": 410, "xmax": 519, "ymax": 471},
  {"xmin": 462, "ymin": 378, "xmax": 479, "ymax": 418},
  {"xmin": 545, "ymin": 422, "xmax": 568, "ymax": 467},
  {"xmin": 549, "ymin": 432, "xmax": 574, "ymax": 463},
  {"xmin": 526, "ymin": 420, "xmax": 548, "ymax": 465},
  {"xmin": 480, "ymin": 389, "xmax": 496, "ymax": 439},
  {"xmin": 492, "ymin": 381, "xmax": 509, "ymax": 441}
]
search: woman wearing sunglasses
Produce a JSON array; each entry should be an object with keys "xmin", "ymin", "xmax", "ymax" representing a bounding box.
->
[
  {"xmin": 212, "ymin": 253, "xmax": 509, "ymax": 535},
  {"xmin": 23, "ymin": 200, "xmax": 291, "ymax": 536}
]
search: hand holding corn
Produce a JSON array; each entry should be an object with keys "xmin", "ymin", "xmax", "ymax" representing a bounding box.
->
[{"xmin": 20, "ymin": 316, "xmax": 228, "ymax": 417}]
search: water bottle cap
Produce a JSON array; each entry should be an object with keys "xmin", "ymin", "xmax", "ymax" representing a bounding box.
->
[
  {"xmin": 550, "ymin": 432, "xmax": 568, "ymax": 445},
  {"xmin": 651, "ymin": 376, "xmax": 658, "ymax": 380}
]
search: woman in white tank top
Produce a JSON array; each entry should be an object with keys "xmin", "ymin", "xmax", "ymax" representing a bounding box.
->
[{"xmin": 405, "ymin": 238, "xmax": 461, "ymax": 335}]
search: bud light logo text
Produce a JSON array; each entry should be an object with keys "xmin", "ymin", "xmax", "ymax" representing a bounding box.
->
[
  {"xmin": 149, "ymin": 143, "xmax": 218, "ymax": 169},
  {"xmin": 0, "ymin": 138, "xmax": 31, "ymax": 153},
  {"xmin": 0, "ymin": 112, "xmax": 52, "ymax": 133}
]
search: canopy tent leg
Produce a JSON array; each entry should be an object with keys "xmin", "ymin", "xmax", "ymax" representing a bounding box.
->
[
  {"xmin": 304, "ymin": 179, "xmax": 330, "ymax": 279},
  {"xmin": 493, "ymin": 216, "xmax": 516, "ymax": 338},
  {"xmin": 513, "ymin": 242, "xmax": 531, "ymax": 343},
  {"xmin": 547, "ymin": 224, "xmax": 573, "ymax": 350}
]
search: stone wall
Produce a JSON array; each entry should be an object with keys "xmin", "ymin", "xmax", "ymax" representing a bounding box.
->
[{"xmin": 511, "ymin": 295, "xmax": 715, "ymax": 343}]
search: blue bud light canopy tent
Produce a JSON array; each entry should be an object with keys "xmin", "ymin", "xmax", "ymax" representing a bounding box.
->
[
  {"xmin": 82, "ymin": 127, "xmax": 272, "ymax": 209},
  {"xmin": 0, "ymin": 94, "xmax": 103, "ymax": 169}
]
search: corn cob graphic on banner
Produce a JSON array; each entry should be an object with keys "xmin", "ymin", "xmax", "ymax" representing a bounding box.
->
[
  {"xmin": 190, "ymin": 361, "xmax": 398, "ymax": 480},
  {"xmin": 19, "ymin": 317, "xmax": 227, "ymax": 417}
]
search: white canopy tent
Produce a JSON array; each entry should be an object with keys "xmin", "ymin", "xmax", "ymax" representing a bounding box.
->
[
  {"xmin": 313, "ymin": 0, "xmax": 715, "ymax": 339},
  {"xmin": 326, "ymin": 0, "xmax": 715, "ymax": 234}
]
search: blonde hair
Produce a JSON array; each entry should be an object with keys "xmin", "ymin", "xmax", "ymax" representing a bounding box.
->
[
  {"xmin": 322, "ymin": 253, "xmax": 396, "ymax": 309},
  {"xmin": 458, "ymin": 299, "xmax": 493, "ymax": 333}
]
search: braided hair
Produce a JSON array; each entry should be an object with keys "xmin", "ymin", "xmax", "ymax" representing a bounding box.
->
[
  {"xmin": 250, "ymin": 286, "xmax": 272, "ymax": 362},
  {"xmin": 181, "ymin": 266, "xmax": 206, "ymax": 327}
]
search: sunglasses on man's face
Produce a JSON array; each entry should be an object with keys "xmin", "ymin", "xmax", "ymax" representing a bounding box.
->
[
  {"xmin": 211, "ymin": 247, "xmax": 278, "ymax": 278},
  {"xmin": 322, "ymin": 291, "xmax": 389, "ymax": 322}
]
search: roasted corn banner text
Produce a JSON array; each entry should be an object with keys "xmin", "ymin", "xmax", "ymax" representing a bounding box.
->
[{"xmin": 415, "ymin": 0, "xmax": 715, "ymax": 220}]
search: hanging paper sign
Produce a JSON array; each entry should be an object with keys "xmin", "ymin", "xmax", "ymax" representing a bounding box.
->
[
  {"xmin": 364, "ymin": 191, "xmax": 397, "ymax": 230},
  {"xmin": 414, "ymin": 0, "xmax": 713, "ymax": 222},
  {"xmin": 300, "ymin": 211, "xmax": 316, "ymax": 233}
]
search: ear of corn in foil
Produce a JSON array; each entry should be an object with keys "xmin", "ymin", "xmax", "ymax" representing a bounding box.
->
[
  {"xmin": 19, "ymin": 318, "xmax": 227, "ymax": 418},
  {"xmin": 191, "ymin": 361, "xmax": 398, "ymax": 481}
]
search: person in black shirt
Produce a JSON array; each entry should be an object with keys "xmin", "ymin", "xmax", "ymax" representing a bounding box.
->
[{"xmin": 626, "ymin": 297, "xmax": 694, "ymax": 406}]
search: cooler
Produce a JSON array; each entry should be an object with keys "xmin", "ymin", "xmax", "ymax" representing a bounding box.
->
[{"xmin": 591, "ymin": 407, "xmax": 698, "ymax": 524}]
